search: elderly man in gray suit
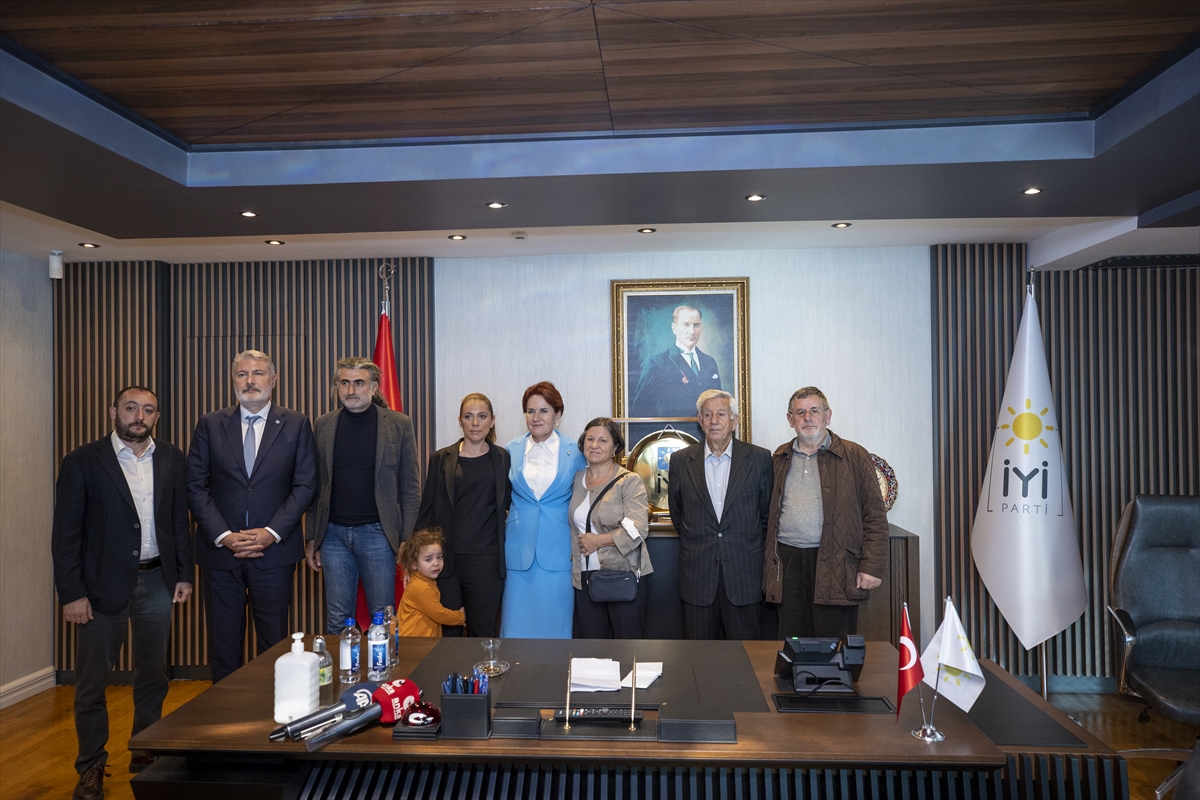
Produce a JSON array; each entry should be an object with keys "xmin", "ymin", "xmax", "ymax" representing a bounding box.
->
[
  {"xmin": 305, "ymin": 357, "xmax": 420, "ymax": 632},
  {"xmin": 667, "ymin": 389, "xmax": 774, "ymax": 640}
]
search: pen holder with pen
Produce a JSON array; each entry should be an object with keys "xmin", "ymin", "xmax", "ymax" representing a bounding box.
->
[{"xmin": 440, "ymin": 690, "xmax": 491, "ymax": 739}]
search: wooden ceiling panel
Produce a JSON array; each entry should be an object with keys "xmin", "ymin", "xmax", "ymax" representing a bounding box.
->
[
  {"xmin": 595, "ymin": 2, "xmax": 1200, "ymax": 118},
  {"xmin": 0, "ymin": 1, "xmax": 588, "ymax": 30},
  {"xmin": 198, "ymin": 8, "xmax": 610, "ymax": 142},
  {"xmin": 1, "ymin": 1, "xmax": 1196, "ymax": 143}
]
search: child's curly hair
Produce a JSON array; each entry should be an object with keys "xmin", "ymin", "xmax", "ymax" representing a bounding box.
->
[{"xmin": 398, "ymin": 527, "xmax": 446, "ymax": 571}]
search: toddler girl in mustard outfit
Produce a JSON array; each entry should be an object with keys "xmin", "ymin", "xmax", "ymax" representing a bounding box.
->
[{"xmin": 398, "ymin": 528, "xmax": 466, "ymax": 637}]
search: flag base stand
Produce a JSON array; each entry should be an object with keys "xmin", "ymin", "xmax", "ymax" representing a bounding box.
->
[{"xmin": 911, "ymin": 724, "xmax": 945, "ymax": 743}]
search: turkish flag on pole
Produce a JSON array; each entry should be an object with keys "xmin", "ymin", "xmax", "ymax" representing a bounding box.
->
[
  {"xmin": 897, "ymin": 602, "xmax": 924, "ymax": 719},
  {"xmin": 372, "ymin": 309, "xmax": 403, "ymax": 413},
  {"xmin": 354, "ymin": 304, "xmax": 405, "ymax": 629}
]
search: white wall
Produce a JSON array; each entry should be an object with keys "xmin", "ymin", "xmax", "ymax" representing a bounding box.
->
[
  {"xmin": 434, "ymin": 248, "xmax": 936, "ymax": 638},
  {"xmin": 0, "ymin": 250, "xmax": 56, "ymax": 706}
]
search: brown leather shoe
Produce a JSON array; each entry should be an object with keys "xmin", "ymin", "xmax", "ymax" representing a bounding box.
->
[{"xmin": 72, "ymin": 762, "xmax": 108, "ymax": 800}]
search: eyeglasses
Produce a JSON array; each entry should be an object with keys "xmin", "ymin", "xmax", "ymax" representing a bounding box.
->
[{"xmin": 788, "ymin": 407, "xmax": 827, "ymax": 419}]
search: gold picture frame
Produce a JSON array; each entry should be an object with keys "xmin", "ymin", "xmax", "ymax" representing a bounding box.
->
[{"xmin": 612, "ymin": 277, "xmax": 751, "ymax": 441}]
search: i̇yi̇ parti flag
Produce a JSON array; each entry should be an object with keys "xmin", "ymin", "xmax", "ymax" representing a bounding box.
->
[
  {"xmin": 896, "ymin": 602, "xmax": 924, "ymax": 719},
  {"xmin": 920, "ymin": 598, "xmax": 985, "ymax": 712},
  {"xmin": 970, "ymin": 285, "xmax": 1087, "ymax": 649}
]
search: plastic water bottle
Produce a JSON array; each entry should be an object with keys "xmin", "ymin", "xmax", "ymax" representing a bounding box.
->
[
  {"xmin": 384, "ymin": 604, "xmax": 398, "ymax": 667},
  {"xmin": 339, "ymin": 618, "xmax": 360, "ymax": 684},
  {"xmin": 312, "ymin": 635, "xmax": 334, "ymax": 706},
  {"xmin": 367, "ymin": 611, "xmax": 389, "ymax": 681},
  {"xmin": 273, "ymin": 632, "xmax": 319, "ymax": 723}
]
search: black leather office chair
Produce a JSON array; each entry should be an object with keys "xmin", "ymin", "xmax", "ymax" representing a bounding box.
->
[{"xmin": 1108, "ymin": 494, "xmax": 1200, "ymax": 800}]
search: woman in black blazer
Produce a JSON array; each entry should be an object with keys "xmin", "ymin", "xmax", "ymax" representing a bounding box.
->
[{"xmin": 415, "ymin": 393, "xmax": 512, "ymax": 637}]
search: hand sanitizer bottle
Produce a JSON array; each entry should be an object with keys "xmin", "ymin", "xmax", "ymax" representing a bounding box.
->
[
  {"xmin": 274, "ymin": 632, "xmax": 319, "ymax": 723},
  {"xmin": 339, "ymin": 618, "xmax": 360, "ymax": 684},
  {"xmin": 367, "ymin": 611, "xmax": 389, "ymax": 681}
]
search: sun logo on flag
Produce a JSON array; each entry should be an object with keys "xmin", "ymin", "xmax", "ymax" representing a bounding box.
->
[
  {"xmin": 1000, "ymin": 398, "xmax": 1054, "ymax": 455},
  {"xmin": 941, "ymin": 666, "xmax": 971, "ymax": 686}
]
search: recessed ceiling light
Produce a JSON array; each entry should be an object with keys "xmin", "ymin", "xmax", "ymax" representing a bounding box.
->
[
  {"xmin": 240, "ymin": 211, "xmax": 257, "ymax": 217},
  {"xmin": 486, "ymin": 202, "xmax": 508, "ymax": 209},
  {"xmin": 448, "ymin": 234, "xmax": 467, "ymax": 241},
  {"xmin": 831, "ymin": 222, "xmax": 852, "ymax": 228},
  {"xmin": 78, "ymin": 242, "xmax": 100, "ymax": 248},
  {"xmin": 265, "ymin": 240, "xmax": 284, "ymax": 245},
  {"xmin": 1024, "ymin": 187, "xmax": 1042, "ymax": 195},
  {"xmin": 745, "ymin": 194, "xmax": 765, "ymax": 202},
  {"xmin": 637, "ymin": 228, "xmax": 656, "ymax": 234}
]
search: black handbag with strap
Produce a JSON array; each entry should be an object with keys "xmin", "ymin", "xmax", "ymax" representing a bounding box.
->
[{"xmin": 581, "ymin": 473, "xmax": 642, "ymax": 604}]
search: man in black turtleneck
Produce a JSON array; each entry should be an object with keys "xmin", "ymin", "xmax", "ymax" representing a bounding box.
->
[{"xmin": 305, "ymin": 357, "xmax": 420, "ymax": 632}]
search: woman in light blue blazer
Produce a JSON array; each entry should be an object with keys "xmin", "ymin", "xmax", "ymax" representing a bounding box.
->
[{"xmin": 500, "ymin": 381, "xmax": 586, "ymax": 638}]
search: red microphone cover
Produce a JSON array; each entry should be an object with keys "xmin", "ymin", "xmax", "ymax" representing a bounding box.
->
[{"xmin": 373, "ymin": 678, "xmax": 421, "ymax": 724}]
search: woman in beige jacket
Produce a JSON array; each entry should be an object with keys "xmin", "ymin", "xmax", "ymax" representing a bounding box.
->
[{"xmin": 568, "ymin": 418, "xmax": 653, "ymax": 638}]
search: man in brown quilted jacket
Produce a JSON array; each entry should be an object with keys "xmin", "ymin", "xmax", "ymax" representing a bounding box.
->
[{"xmin": 763, "ymin": 387, "xmax": 889, "ymax": 639}]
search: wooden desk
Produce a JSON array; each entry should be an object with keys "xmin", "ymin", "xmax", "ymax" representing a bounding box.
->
[{"xmin": 131, "ymin": 638, "xmax": 1126, "ymax": 800}]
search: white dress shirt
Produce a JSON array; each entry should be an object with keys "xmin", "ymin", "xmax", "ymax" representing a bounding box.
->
[
  {"xmin": 216, "ymin": 402, "xmax": 279, "ymax": 547},
  {"xmin": 241, "ymin": 401, "xmax": 271, "ymax": 455},
  {"xmin": 524, "ymin": 432, "xmax": 560, "ymax": 501},
  {"xmin": 111, "ymin": 431, "xmax": 159, "ymax": 561},
  {"xmin": 703, "ymin": 440, "xmax": 733, "ymax": 523}
]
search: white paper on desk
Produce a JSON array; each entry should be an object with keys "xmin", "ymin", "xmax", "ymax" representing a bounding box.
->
[
  {"xmin": 621, "ymin": 662, "xmax": 662, "ymax": 689},
  {"xmin": 570, "ymin": 658, "xmax": 621, "ymax": 692}
]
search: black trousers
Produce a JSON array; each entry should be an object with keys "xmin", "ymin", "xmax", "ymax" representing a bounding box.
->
[
  {"xmin": 74, "ymin": 566, "xmax": 171, "ymax": 772},
  {"xmin": 777, "ymin": 543, "xmax": 859, "ymax": 640},
  {"xmin": 203, "ymin": 561, "xmax": 294, "ymax": 682},
  {"xmin": 575, "ymin": 572, "xmax": 651, "ymax": 639},
  {"xmin": 681, "ymin": 564, "xmax": 762, "ymax": 640},
  {"xmin": 438, "ymin": 553, "xmax": 504, "ymax": 638}
]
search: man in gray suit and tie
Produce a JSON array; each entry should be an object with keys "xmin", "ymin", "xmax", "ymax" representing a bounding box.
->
[
  {"xmin": 305, "ymin": 357, "xmax": 421, "ymax": 632},
  {"xmin": 667, "ymin": 389, "xmax": 774, "ymax": 639}
]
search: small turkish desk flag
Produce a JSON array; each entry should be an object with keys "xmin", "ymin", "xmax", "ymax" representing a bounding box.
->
[{"xmin": 897, "ymin": 602, "xmax": 923, "ymax": 719}]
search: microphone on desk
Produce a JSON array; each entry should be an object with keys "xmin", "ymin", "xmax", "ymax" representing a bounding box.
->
[
  {"xmin": 303, "ymin": 679, "xmax": 421, "ymax": 752},
  {"xmin": 268, "ymin": 682, "xmax": 378, "ymax": 742}
]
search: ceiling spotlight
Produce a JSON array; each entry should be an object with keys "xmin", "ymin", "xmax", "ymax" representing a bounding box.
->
[
  {"xmin": 240, "ymin": 211, "xmax": 257, "ymax": 217},
  {"xmin": 1024, "ymin": 187, "xmax": 1042, "ymax": 195},
  {"xmin": 745, "ymin": 194, "xmax": 765, "ymax": 202},
  {"xmin": 831, "ymin": 222, "xmax": 852, "ymax": 228},
  {"xmin": 79, "ymin": 242, "xmax": 100, "ymax": 248},
  {"xmin": 265, "ymin": 240, "xmax": 285, "ymax": 245},
  {"xmin": 637, "ymin": 228, "xmax": 657, "ymax": 234},
  {"xmin": 49, "ymin": 250, "xmax": 64, "ymax": 280},
  {"xmin": 448, "ymin": 234, "xmax": 467, "ymax": 241},
  {"xmin": 486, "ymin": 202, "xmax": 508, "ymax": 209}
]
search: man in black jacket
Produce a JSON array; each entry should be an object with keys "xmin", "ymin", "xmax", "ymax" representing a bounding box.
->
[
  {"xmin": 667, "ymin": 389, "xmax": 773, "ymax": 639},
  {"xmin": 52, "ymin": 386, "xmax": 194, "ymax": 800}
]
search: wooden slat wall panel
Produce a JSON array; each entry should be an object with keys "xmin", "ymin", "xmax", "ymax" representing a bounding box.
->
[
  {"xmin": 53, "ymin": 257, "xmax": 434, "ymax": 679},
  {"xmin": 931, "ymin": 246, "xmax": 1199, "ymax": 676},
  {"xmin": 53, "ymin": 260, "xmax": 160, "ymax": 674}
]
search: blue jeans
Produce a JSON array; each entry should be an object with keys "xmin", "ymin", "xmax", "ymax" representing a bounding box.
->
[
  {"xmin": 320, "ymin": 522, "xmax": 396, "ymax": 634},
  {"xmin": 74, "ymin": 566, "xmax": 172, "ymax": 772}
]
